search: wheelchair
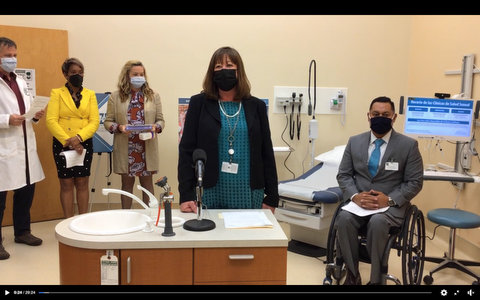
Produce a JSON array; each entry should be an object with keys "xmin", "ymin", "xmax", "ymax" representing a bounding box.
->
[{"xmin": 323, "ymin": 202, "xmax": 426, "ymax": 285}]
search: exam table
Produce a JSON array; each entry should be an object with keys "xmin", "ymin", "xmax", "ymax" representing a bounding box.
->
[{"xmin": 275, "ymin": 145, "xmax": 345, "ymax": 256}]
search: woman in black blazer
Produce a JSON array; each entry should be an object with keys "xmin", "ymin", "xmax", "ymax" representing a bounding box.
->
[{"xmin": 178, "ymin": 47, "xmax": 279, "ymax": 213}]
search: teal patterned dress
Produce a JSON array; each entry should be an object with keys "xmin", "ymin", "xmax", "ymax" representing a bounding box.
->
[{"xmin": 202, "ymin": 101, "xmax": 264, "ymax": 209}]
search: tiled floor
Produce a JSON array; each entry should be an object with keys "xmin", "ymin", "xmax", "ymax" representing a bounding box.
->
[{"xmin": 0, "ymin": 219, "xmax": 479, "ymax": 286}]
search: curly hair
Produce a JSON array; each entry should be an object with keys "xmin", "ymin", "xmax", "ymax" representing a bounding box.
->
[{"xmin": 117, "ymin": 60, "xmax": 154, "ymax": 102}]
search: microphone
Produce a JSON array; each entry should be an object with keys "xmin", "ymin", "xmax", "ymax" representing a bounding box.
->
[
  {"xmin": 183, "ymin": 148, "xmax": 216, "ymax": 232},
  {"xmin": 193, "ymin": 149, "xmax": 207, "ymax": 187}
]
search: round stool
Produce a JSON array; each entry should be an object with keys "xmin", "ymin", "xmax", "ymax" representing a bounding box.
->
[
  {"xmin": 423, "ymin": 208, "xmax": 480, "ymax": 285},
  {"xmin": 428, "ymin": 208, "xmax": 480, "ymax": 229}
]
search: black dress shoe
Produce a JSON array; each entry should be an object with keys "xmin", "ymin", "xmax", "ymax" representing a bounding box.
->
[
  {"xmin": 14, "ymin": 233, "xmax": 42, "ymax": 246},
  {"xmin": 343, "ymin": 269, "xmax": 361, "ymax": 285},
  {"xmin": 0, "ymin": 243, "xmax": 10, "ymax": 260}
]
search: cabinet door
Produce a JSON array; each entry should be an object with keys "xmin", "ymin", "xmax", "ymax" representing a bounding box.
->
[
  {"xmin": 193, "ymin": 247, "xmax": 287, "ymax": 284},
  {"xmin": 120, "ymin": 248, "xmax": 193, "ymax": 285},
  {"xmin": 59, "ymin": 243, "xmax": 120, "ymax": 285}
]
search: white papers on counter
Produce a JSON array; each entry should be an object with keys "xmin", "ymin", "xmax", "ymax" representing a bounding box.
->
[
  {"xmin": 222, "ymin": 211, "xmax": 273, "ymax": 229},
  {"xmin": 60, "ymin": 149, "xmax": 86, "ymax": 168},
  {"xmin": 341, "ymin": 201, "xmax": 389, "ymax": 217}
]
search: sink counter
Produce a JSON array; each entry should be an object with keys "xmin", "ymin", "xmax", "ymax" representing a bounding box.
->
[
  {"xmin": 55, "ymin": 209, "xmax": 288, "ymax": 285},
  {"xmin": 55, "ymin": 209, "xmax": 288, "ymax": 250}
]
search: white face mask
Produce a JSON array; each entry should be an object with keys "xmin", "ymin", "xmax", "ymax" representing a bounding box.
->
[
  {"xmin": 0, "ymin": 57, "xmax": 17, "ymax": 73},
  {"xmin": 130, "ymin": 76, "xmax": 146, "ymax": 88}
]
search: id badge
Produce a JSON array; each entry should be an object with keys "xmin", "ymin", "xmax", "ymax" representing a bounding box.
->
[
  {"xmin": 385, "ymin": 161, "xmax": 399, "ymax": 171},
  {"xmin": 221, "ymin": 162, "xmax": 238, "ymax": 174}
]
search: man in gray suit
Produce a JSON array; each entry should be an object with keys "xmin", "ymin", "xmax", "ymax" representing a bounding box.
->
[{"xmin": 335, "ymin": 96, "xmax": 423, "ymax": 285}]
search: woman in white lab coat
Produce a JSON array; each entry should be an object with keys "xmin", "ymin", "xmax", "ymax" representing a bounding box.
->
[{"xmin": 0, "ymin": 37, "xmax": 45, "ymax": 260}]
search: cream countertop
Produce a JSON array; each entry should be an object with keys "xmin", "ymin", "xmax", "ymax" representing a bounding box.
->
[{"xmin": 55, "ymin": 209, "xmax": 288, "ymax": 250}]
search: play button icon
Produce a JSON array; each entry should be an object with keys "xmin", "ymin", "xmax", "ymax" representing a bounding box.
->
[{"xmin": 5, "ymin": 290, "xmax": 9, "ymax": 295}]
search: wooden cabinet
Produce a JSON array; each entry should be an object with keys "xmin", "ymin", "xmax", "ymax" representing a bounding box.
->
[
  {"xmin": 120, "ymin": 248, "xmax": 193, "ymax": 285},
  {"xmin": 59, "ymin": 243, "xmax": 119, "ymax": 285},
  {"xmin": 58, "ymin": 243, "xmax": 286, "ymax": 285},
  {"xmin": 193, "ymin": 247, "xmax": 287, "ymax": 285},
  {"xmin": 59, "ymin": 243, "xmax": 192, "ymax": 285}
]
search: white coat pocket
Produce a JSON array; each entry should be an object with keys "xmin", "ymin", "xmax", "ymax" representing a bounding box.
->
[{"xmin": 0, "ymin": 136, "xmax": 18, "ymax": 158}]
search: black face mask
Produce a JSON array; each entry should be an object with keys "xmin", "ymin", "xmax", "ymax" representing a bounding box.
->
[
  {"xmin": 370, "ymin": 116, "xmax": 393, "ymax": 134},
  {"xmin": 68, "ymin": 74, "xmax": 83, "ymax": 88},
  {"xmin": 213, "ymin": 69, "xmax": 237, "ymax": 91}
]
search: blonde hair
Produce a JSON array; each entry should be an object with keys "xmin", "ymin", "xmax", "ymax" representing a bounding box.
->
[{"xmin": 117, "ymin": 60, "xmax": 154, "ymax": 102}]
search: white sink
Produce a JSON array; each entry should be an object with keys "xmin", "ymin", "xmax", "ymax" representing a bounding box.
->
[{"xmin": 69, "ymin": 210, "xmax": 152, "ymax": 235}]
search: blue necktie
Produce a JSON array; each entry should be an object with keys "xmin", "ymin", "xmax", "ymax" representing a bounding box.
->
[{"xmin": 368, "ymin": 139, "xmax": 384, "ymax": 177}]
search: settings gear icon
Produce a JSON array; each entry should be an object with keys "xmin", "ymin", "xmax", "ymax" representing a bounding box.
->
[{"xmin": 440, "ymin": 289, "xmax": 448, "ymax": 296}]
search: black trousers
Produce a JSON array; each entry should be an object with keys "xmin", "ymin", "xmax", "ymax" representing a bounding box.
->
[{"xmin": 0, "ymin": 183, "xmax": 36, "ymax": 241}]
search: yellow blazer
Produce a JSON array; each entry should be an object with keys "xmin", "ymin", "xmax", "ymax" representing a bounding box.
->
[{"xmin": 46, "ymin": 86, "xmax": 100, "ymax": 146}]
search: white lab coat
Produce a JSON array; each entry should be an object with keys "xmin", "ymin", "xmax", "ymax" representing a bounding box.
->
[{"xmin": 0, "ymin": 73, "xmax": 45, "ymax": 191}]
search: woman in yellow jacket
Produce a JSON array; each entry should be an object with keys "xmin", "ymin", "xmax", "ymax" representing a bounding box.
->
[{"xmin": 46, "ymin": 58, "xmax": 99, "ymax": 218}]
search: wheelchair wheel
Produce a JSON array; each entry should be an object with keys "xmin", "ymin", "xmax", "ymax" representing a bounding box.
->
[
  {"xmin": 324, "ymin": 203, "xmax": 347, "ymax": 285},
  {"xmin": 400, "ymin": 205, "xmax": 426, "ymax": 285}
]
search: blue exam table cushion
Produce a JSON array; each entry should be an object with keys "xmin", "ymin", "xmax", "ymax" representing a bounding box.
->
[{"xmin": 311, "ymin": 187, "xmax": 342, "ymax": 204}]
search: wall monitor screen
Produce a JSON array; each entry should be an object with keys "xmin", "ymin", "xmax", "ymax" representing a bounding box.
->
[{"xmin": 403, "ymin": 97, "xmax": 474, "ymax": 142}]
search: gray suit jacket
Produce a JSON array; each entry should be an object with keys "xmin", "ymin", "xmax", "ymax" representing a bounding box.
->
[{"xmin": 336, "ymin": 129, "xmax": 424, "ymax": 218}]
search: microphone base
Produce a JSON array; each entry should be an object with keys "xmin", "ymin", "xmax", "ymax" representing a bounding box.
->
[{"xmin": 183, "ymin": 219, "xmax": 216, "ymax": 232}]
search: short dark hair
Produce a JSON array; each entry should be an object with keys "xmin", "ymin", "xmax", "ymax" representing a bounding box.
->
[
  {"xmin": 369, "ymin": 96, "xmax": 395, "ymax": 113},
  {"xmin": 61, "ymin": 57, "xmax": 84, "ymax": 75},
  {"xmin": 0, "ymin": 37, "xmax": 17, "ymax": 49}
]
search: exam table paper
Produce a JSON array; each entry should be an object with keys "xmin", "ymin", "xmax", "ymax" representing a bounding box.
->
[
  {"xmin": 341, "ymin": 200, "xmax": 389, "ymax": 217},
  {"xmin": 222, "ymin": 211, "xmax": 273, "ymax": 229},
  {"xmin": 60, "ymin": 149, "xmax": 86, "ymax": 168}
]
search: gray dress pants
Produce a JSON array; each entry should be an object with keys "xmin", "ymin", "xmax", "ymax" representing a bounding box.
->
[{"xmin": 334, "ymin": 209, "xmax": 403, "ymax": 283}]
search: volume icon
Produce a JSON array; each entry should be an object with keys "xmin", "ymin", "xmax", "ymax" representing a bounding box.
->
[{"xmin": 467, "ymin": 289, "xmax": 474, "ymax": 296}]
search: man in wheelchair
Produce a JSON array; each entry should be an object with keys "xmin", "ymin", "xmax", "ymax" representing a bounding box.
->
[{"xmin": 335, "ymin": 96, "xmax": 424, "ymax": 285}]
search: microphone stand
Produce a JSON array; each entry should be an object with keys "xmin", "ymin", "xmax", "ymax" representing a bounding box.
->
[
  {"xmin": 196, "ymin": 185, "xmax": 204, "ymax": 220},
  {"xmin": 183, "ymin": 177, "xmax": 216, "ymax": 232}
]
